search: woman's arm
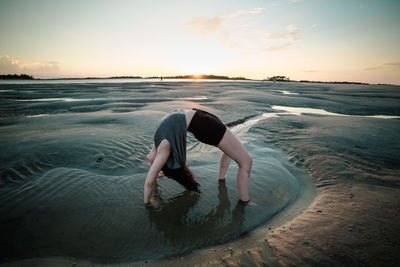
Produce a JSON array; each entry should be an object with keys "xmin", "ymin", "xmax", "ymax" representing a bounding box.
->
[
  {"xmin": 146, "ymin": 144, "xmax": 166, "ymax": 178},
  {"xmin": 144, "ymin": 139, "xmax": 170, "ymax": 204},
  {"xmin": 146, "ymin": 144, "xmax": 156, "ymax": 165}
]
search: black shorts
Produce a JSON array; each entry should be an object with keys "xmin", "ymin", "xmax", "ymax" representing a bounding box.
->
[{"xmin": 188, "ymin": 109, "xmax": 227, "ymax": 146}]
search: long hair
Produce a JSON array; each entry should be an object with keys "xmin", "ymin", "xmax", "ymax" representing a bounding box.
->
[{"xmin": 162, "ymin": 165, "xmax": 200, "ymax": 193}]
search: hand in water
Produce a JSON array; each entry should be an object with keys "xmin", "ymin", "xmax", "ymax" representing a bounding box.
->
[{"xmin": 146, "ymin": 198, "xmax": 162, "ymax": 209}]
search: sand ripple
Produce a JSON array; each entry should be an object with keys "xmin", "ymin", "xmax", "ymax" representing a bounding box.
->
[{"xmin": 0, "ymin": 81, "xmax": 325, "ymax": 263}]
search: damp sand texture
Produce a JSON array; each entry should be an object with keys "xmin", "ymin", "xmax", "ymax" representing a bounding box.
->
[{"xmin": 0, "ymin": 80, "xmax": 399, "ymax": 266}]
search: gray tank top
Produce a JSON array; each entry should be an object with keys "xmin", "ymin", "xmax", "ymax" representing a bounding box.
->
[{"xmin": 154, "ymin": 109, "xmax": 187, "ymax": 169}]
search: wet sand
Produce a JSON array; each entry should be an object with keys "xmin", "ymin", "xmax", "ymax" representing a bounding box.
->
[
  {"xmin": 136, "ymin": 115, "xmax": 400, "ymax": 266},
  {"xmin": 1, "ymin": 80, "xmax": 399, "ymax": 266},
  {"xmin": 265, "ymin": 115, "xmax": 400, "ymax": 266}
]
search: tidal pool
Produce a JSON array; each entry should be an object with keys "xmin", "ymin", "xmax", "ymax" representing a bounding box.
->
[{"xmin": 6, "ymin": 80, "xmax": 397, "ymax": 263}]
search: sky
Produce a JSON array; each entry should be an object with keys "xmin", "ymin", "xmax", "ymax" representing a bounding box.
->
[{"xmin": 0, "ymin": 0, "xmax": 399, "ymax": 84}]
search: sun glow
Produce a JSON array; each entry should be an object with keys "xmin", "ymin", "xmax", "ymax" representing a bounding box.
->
[
  {"xmin": 180, "ymin": 62, "xmax": 214, "ymax": 77},
  {"xmin": 192, "ymin": 74, "xmax": 204, "ymax": 79},
  {"xmin": 176, "ymin": 45, "xmax": 222, "ymax": 77}
]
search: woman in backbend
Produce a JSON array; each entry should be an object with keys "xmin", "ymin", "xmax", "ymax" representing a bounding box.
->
[{"xmin": 144, "ymin": 108, "xmax": 252, "ymax": 205}]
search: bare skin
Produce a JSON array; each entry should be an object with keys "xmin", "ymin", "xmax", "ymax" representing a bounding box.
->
[
  {"xmin": 144, "ymin": 139, "xmax": 170, "ymax": 204},
  {"xmin": 218, "ymin": 152, "xmax": 232, "ymax": 180},
  {"xmin": 217, "ymin": 128, "xmax": 252, "ymax": 201},
  {"xmin": 144, "ymin": 109, "xmax": 252, "ymax": 204}
]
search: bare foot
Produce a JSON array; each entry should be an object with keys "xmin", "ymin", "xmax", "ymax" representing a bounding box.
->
[
  {"xmin": 239, "ymin": 199, "xmax": 257, "ymax": 206},
  {"xmin": 247, "ymin": 200, "xmax": 257, "ymax": 206}
]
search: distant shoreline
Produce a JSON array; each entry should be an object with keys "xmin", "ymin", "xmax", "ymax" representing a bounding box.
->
[
  {"xmin": 0, "ymin": 74, "xmax": 34, "ymax": 80},
  {"xmin": 0, "ymin": 74, "xmax": 396, "ymax": 86}
]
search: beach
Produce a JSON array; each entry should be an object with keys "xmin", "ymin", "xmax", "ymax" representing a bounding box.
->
[{"xmin": 0, "ymin": 79, "xmax": 399, "ymax": 266}]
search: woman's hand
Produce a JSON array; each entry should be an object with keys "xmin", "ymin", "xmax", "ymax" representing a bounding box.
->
[
  {"xmin": 145, "ymin": 198, "xmax": 162, "ymax": 209},
  {"xmin": 157, "ymin": 170, "xmax": 165, "ymax": 178}
]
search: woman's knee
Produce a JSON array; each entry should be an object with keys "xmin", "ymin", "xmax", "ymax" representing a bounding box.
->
[
  {"xmin": 247, "ymin": 155, "xmax": 253, "ymax": 170},
  {"xmin": 239, "ymin": 154, "xmax": 252, "ymax": 171}
]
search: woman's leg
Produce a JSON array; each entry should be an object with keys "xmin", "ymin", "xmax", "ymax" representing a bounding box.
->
[
  {"xmin": 217, "ymin": 128, "xmax": 252, "ymax": 201},
  {"xmin": 218, "ymin": 152, "xmax": 232, "ymax": 180}
]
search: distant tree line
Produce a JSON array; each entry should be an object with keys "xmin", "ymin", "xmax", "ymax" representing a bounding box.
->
[
  {"xmin": 264, "ymin": 76, "xmax": 290, "ymax": 82},
  {"xmin": 109, "ymin": 76, "xmax": 143, "ymax": 79},
  {"xmin": 0, "ymin": 73, "xmax": 374, "ymax": 85},
  {"xmin": 103, "ymin": 75, "xmax": 249, "ymax": 80},
  {"xmin": 263, "ymin": 75, "xmax": 369, "ymax": 85},
  {"xmin": 163, "ymin": 74, "xmax": 249, "ymax": 80},
  {"xmin": 0, "ymin": 74, "xmax": 34, "ymax": 79},
  {"xmin": 298, "ymin": 80, "xmax": 368, "ymax": 85}
]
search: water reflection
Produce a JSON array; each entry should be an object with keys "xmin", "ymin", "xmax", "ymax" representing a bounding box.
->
[
  {"xmin": 272, "ymin": 105, "xmax": 400, "ymax": 119},
  {"xmin": 0, "ymin": 80, "xmax": 316, "ymax": 262},
  {"xmin": 147, "ymin": 180, "xmax": 246, "ymax": 249}
]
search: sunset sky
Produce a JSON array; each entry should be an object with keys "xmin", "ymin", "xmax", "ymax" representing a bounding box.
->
[{"xmin": 0, "ymin": 0, "xmax": 399, "ymax": 84}]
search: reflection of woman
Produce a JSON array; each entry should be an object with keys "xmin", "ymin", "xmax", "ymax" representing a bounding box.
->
[
  {"xmin": 144, "ymin": 108, "xmax": 252, "ymax": 205},
  {"xmin": 147, "ymin": 180, "xmax": 246, "ymax": 245}
]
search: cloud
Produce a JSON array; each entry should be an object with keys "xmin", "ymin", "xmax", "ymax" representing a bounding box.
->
[
  {"xmin": 223, "ymin": 8, "xmax": 265, "ymax": 18},
  {"xmin": 255, "ymin": 25, "xmax": 301, "ymax": 52},
  {"xmin": 364, "ymin": 61, "xmax": 400, "ymax": 71},
  {"xmin": 185, "ymin": 8, "xmax": 265, "ymax": 39},
  {"xmin": 0, "ymin": 55, "xmax": 62, "ymax": 78},
  {"xmin": 0, "ymin": 55, "xmax": 21, "ymax": 74},
  {"xmin": 185, "ymin": 8, "xmax": 264, "ymax": 49},
  {"xmin": 364, "ymin": 66, "xmax": 379, "ymax": 71},
  {"xmin": 185, "ymin": 17, "xmax": 223, "ymax": 38},
  {"xmin": 383, "ymin": 61, "xmax": 400, "ymax": 67},
  {"xmin": 290, "ymin": 0, "xmax": 301, "ymax": 2},
  {"xmin": 267, "ymin": 25, "xmax": 300, "ymax": 42},
  {"xmin": 29, "ymin": 61, "xmax": 62, "ymax": 78},
  {"xmin": 185, "ymin": 8, "xmax": 301, "ymax": 54},
  {"xmin": 265, "ymin": 43, "xmax": 292, "ymax": 52},
  {"xmin": 217, "ymin": 29, "xmax": 244, "ymax": 49}
]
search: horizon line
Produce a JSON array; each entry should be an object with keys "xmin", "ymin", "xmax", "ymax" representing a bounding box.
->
[{"xmin": 0, "ymin": 73, "xmax": 398, "ymax": 86}]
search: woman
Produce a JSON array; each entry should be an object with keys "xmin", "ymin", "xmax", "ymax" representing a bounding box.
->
[{"xmin": 144, "ymin": 108, "xmax": 252, "ymax": 205}]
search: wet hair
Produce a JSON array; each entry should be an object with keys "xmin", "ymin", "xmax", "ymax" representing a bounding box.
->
[{"xmin": 162, "ymin": 165, "xmax": 200, "ymax": 193}]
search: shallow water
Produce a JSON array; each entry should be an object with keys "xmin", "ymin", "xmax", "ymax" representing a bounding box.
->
[{"xmin": 0, "ymin": 80, "xmax": 399, "ymax": 263}]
